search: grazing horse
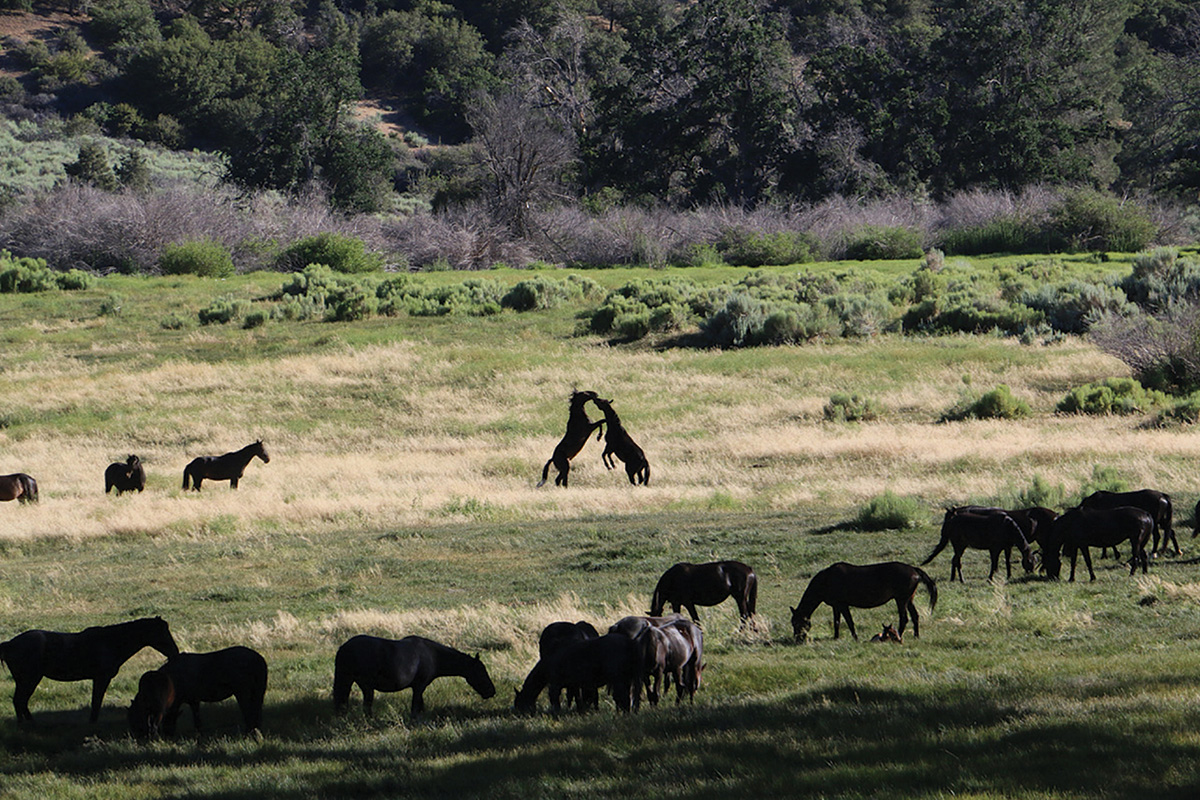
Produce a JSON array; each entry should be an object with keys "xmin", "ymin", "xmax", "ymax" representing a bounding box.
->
[
  {"xmin": 1082, "ymin": 489, "xmax": 1177, "ymax": 557},
  {"xmin": 514, "ymin": 621, "xmax": 600, "ymax": 713},
  {"xmin": 869, "ymin": 624, "xmax": 902, "ymax": 643},
  {"xmin": 182, "ymin": 441, "xmax": 269, "ymax": 491},
  {"xmin": 650, "ymin": 560, "xmax": 758, "ymax": 622},
  {"xmin": 592, "ymin": 397, "xmax": 650, "ymax": 485},
  {"xmin": 953, "ymin": 505, "xmax": 1058, "ymax": 546},
  {"xmin": 1043, "ymin": 506, "xmax": 1153, "ymax": 581},
  {"xmin": 333, "ymin": 635, "xmax": 495, "ymax": 717},
  {"xmin": 791, "ymin": 562, "xmax": 937, "ymax": 643},
  {"xmin": 0, "ymin": 473, "xmax": 38, "ymax": 503},
  {"xmin": 105, "ymin": 455, "xmax": 146, "ymax": 495},
  {"xmin": 0, "ymin": 616, "xmax": 179, "ymax": 722},
  {"xmin": 128, "ymin": 646, "xmax": 268, "ymax": 738},
  {"xmin": 542, "ymin": 633, "xmax": 642, "ymax": 713},
  {"xmin": 922, "ymin": 507, "xmax": 1036, "ymax": 582},
  {"xmin": 630, "ymin": 617, "xmax": 703, "ymax": 705},
  {"xmin": 538, "ymin": 390, "xmax": 604, "ymax": 488}
]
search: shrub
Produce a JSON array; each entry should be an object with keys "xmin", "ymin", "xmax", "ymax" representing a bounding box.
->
[
  {"xmin": 942, "ymin": 385, "xmax": 1032, "ymax": 421},
  {"xmin": 716, "ymin": 228, "xmax": 816, "ymax": 267},
  {"xmin": 242, "ymin": 309, "xmax": 268, "ymax": 328},
  {"xmin": 0, "ymin": 253, "xmax": 57, "ymax": 293},
  {"xmin": 159, "ymin": 239, "xmax": 235, "ymax": 278},
  {"xmin": 1046, "ymin": 190, "xmax": 1158, "ymax": 253},
  {"xmin": 325, "ymin": 284, "xmax": 375, "ymax": 322},
  {"xmin": 1020, "ymin": 280, "xmax": 1134, "ymax": 334},
  {"xmin": 1010, "ymin": 474, "xmax": 1068, "ymax": 510},
  {"xmin": 824, "ymin": 393, "xmax": 883, "ymax": 422},
  {"xmin": 1154, "ymin": 392, "xmax": 1200, "ymax": 426},
  {"xmin": 198, "ymin": 295, "xmax": 249, "ymax": 325},
  {"xmin": 1057, "ymin": 378, "xmax": 1167, "ymax": 415},
  {"xmin": 700, "ymin": 293, "xmax": 769, "ymax": 347},
  {"xmin": 1076, "ymin": 465, "xmax": 1129, "ymax": 502},
  {"xmin": 843, "ymin": 226, "xmax": 924, "ymax": 260},
  {"xmin": 856, "ymin": 491, "xmax": 922, "ymax": 531},
  {"xmin": 56, "ymin": 269, "xmax": 91, "ymax": 290},
  {"xmin": 276, "ymin": 233, "xmax": 385, "ymax": 274},
  {"xmin": 1120, "ymin": 247, "xmax": 1200, "ymax": 312},
  {"xmin": 501, "ymin": 278, "xmax": 573, "ymax": 311}
]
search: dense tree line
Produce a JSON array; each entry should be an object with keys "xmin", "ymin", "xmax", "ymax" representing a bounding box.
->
[{"xmin": 2, "ymin": 0, "xmax": 1199, "ymax": 223}]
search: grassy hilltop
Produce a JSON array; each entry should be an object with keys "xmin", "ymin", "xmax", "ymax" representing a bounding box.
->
[{"xmin": 1, "ymin": 262, "xmax": 1200, "ymax": 799}]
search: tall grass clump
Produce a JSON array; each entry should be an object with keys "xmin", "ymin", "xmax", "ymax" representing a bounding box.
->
[
  {"xmin": 856, "ymin": 491, "xmax": 922, "ymax": 530},
  {"xmin": 942, "ymin": 385, "xmax": 1032, "ymax": 421},
  {"xmin": 159, "ymin": 239, "xmax": 236, "ymax": 277},
  {"xmin": 823, "ymin": 393, "xmax": 883, "ymax": 422},
  {"xmin": 276, "ymin": 232, "xmax": 386, "ymax": 274}
]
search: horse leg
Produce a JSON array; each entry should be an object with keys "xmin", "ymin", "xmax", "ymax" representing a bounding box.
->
[
  {"xmin": 908, "ymin": 601, "xmax": 920, "ymax": 638},
  {"xmin": 1004, "ymin": 547, "xmax": 1013, "ymax": 579},
  {"xmin": 832, "ymin": 608, "xmax": 842, "ymax": 639},
  {"xmin": 950, "ymin": 551, "xmax": 963, "ymax": 583},
  {"xmin": 685, "ymin": 603, "xmax": 700, "ymax": 622},
  {"xmin": 1082, "ymin": 547, "xmax": 1096, "ymax": 582},
  {"xmin": 230, "ymin": 476, "xmax": 239, "ymax": 489},
  {"xmin": 361, "ymin": 686, "xmax": 375, "ymax": 715},
  {"xmin": 842, "ymin": 608, "xmax": 858, "ymax": 641},
  {"xmin": 556, "ymin": 458, "xmax": 569, "ymax": 488},
  {"xmin": 12, "ymin": 675, "xmax": 40, "ymax": 722},
  {"xmin": 410, "ymin": 685, "xmax": 426, "ymax": 716},
  {"xmin": 88, "ymin": 675, "xmax": 114, "ymax": 723},
  {"xmin": 164, "ymin": 705, "xmax": 182, "ymax": 736},
  {"xmin": 896, "ymin": 599, "xmax": 909, "ymax": 637},
  {"xmin": 189, "ymin": 701, "xmax": 202, "ymax": 732},
  {"xmin": 987, "ymin": 550, "xmax": 1000, "ymax": 582}
]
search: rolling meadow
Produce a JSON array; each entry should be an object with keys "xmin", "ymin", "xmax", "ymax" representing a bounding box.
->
[{"xmin": 2, "ymin": 258, "xmax": 1200, "ymax": 799}]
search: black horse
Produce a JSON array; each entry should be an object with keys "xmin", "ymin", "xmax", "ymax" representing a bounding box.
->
[
  {"xmin": 650, "ymin": 560, "xmax": 758, "ymax": 622},
  {"xmin": 922, "ymin": 507, "xmax": 1035, "ymax": 582},
  {"xmin": 182, "ymin": 441, "xmax": 269, "ymax": 491},
  {"xmin": 593, "ymin": 397, "xmax": 650, "ymax": 485},
  {"xmin": 0, "ymin": 616, "xmax": 179, "ymax": 722},
  {"xmin": 105, "ymin": 455, "xmax": 146, "ymax": 495},
  {"xmin": 791, "ymin": 562, "xmax": 937, "ymax": 643},
  {"xmin": 537, "ymin": 390, "xmax": 604, "ymax": 488},
  {"xmin": 541, "ymin": 633, "xmax": 642, "ymax": 713},
  {"xmin": 953, "ymin": 505, "xmax": 1059, "ymax": 546},
  {"xmin": 630, "ymin": 617, "xmax": 703, "ymax": 705},
  {"xmin": 333, "ymin": 635, "xmax": 495, "ymax": 716},
  {"xmin": 128, "ymin": 646, "xmax": 268, "ymax": 738},
  {"xmin": 515, "ymin": 621, "xmax": 600, "ymax": 713},
  {"xmin": 0, "ymin": 472, "xmax": 38, "ymax": 503},
  {"xmin": 1043, "ymin": 505, "xmax": 1154, "ymax": 581},
  {"xmin": 1081, "ymin": 489, "xmax": 1177, "ymax": 556}
]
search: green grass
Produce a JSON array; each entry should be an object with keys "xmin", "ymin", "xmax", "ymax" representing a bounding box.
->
[{"xmin": 2, "ymin": 265, "xmax": 1200, "ymax": 798}]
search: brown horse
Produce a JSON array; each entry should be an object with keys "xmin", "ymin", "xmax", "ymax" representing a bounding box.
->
[
  {"xmin": 333, "ymin": 635, "xmax": 495, "ymax": 717},
  {"xmin": 514, "ymin": 621, "xmax": 600, "ymax": 713},
  {"xmin": 1081, "ymin": 489, "xmax": 1177, "ymax": 556},
  {"xmin": 538, "ymin": 390, "xmax": 604, "ymax": 488},
  {"xmin": 1043, "ymin": 505, "xmax": 1153, "ymax": 581},
  {"xmin": 0, "ymin": 616, "xmax": 179, "ymax": 722},
  {"xmin": 593, "ymin": 397, "xmax": 650, "ymax": 485},
  {"xmin": 869, "ymin": 624, "xmax": 902, "ymax": 643},
  {"xmin": 105, "ymin": 455, "xmax": 145, "ymax": 495},
  {"xmin": 182, "ymin": 441, "xmax": 269, "ymax": 490},
  {"xmin": 922, "ymin": 507, "xmax": 1035, "ymax": 582},
  {"xmin": 650, "ymin": 560, "xmax": 758, "ymax": 622},
  {"xmin": 0, "ymin": 473, "xmax": 38, "ymax": 503},
  {"xmin": 791, "ymin": 562, "xmax": 937, "ymax": 642},
  {"xmin": 630, "ymin": 617, "xmax": 703, "ymax": 705},
  {"xmin": 128, "ymin": 646, "xmax": 268, "ymax": 738}
]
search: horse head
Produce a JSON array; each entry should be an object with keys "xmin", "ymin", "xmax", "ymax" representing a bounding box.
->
[
  {"xmin": 467, "ymin": 654, "xmax": 496, "ymax": 699},
  {"xmin": 790, "ymin": 606, "xmax": 811, "ymax": 643},
  {"xmin": 147, "ymin": 616, "xmax": 181, "ymax": 659},
  {"xmin": 254, "ymin": 440, "xmax": 270, "ymax": 463},
  {"xmin": 128, "ymin": 670, "xmax": 174, "ymax": 740}
]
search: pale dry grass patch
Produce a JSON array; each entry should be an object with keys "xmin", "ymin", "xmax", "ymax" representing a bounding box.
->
[{"xmin": 1136, "ymin": 575, "xmax": 1200, "ymax": 605}]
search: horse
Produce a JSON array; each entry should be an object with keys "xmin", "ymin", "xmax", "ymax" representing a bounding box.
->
[
  {"xmin": 953, "ymin": 505, "xmax": 1059, "ymax": 546},
  {"xmin": 0, "ymin": 616, "xmax": 179, "ymax": 722},
  {"xmin": 921, "ymin": 507, "xmax": 1036, "ymax": 582},
  {"xmin": 542, "ymin": 633, "xmax": 642, "ymax": 713},
  {"xmin": 128, "ymin": 646, "xmax": 267, "ymax": 738},
  {"xmin": 632, "ymin": 617, "xmax": 703, "ymax": 705},
  {"xmin": 182, "ymin": 440, "xmax": 269, "ymax": 491},
  {"xmin": 333, "ymin": 635, "xmax": 495, "ymax": 717},
  {"xmin": 514, "ymin": 621, "xmax": 600, "ymax": 713},
  {"xmin": 650, "ymin": 560, "xmax": 758, "ymax": 622},
  {"xmin": 791, "ymin": 562, "xmax": 937, "ymax": 643},
  {"xmin": 105, "ymin": 455, "xmax": 145, "ymax": 495},
  {"xmin": 592, "ymin": 397, "xmax": 650, "ymax": 485},
  {"xmin": 1042, "ymin": 505, "xmax": 1153, "ymax": 581},
  {"xmin": 869, "ymin": 624, "xmax": 902, "ymax": 643},
  {"xmin": 1081, "ymin": 489, "xmax": 1177, "ymax": 557},
  {"xmin": 0, "ymin": 473, "xmax": 38, "ymax": 503},
  {"xmin": 537, "ymin": 390, "xmax": 604, "ymax": 488}
]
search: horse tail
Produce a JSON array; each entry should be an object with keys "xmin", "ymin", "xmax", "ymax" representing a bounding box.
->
[
  {"xmin": 744, "ymin": 569, "xmax": 758, "ymax": 617},
  {"xmin": 537, "ymin": 459, "xmax": 552, "ymax": 488},
  {"xmin": 920, "ymin": 522, "xmax": 951, "ymax": 566},
  {"xmin": 642, "ymin": 460, "xmax": 650, "ymax": 486},
  {"xmin": 915, "ymin": 566, "xmax": 937, "ymax": 612},
  {"xmin": 23, "ymin": 475, "xmax": 37, "ymax": 502}
]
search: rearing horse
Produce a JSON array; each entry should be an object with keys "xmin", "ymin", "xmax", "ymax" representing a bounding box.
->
[
  {"xmin": 182, "ymin": 441, "xmax": 269, "ymax": 491},
  {"xmin": 0, "ymin": 473, "xmax": 38, "ymax": 503},
  {"xmin": 537, "ymin": 391, "xmax": 604, "ymax": 488},
  {"xmin": 593, "ymin": 397, "xmax": 650, "ymax": 485}
]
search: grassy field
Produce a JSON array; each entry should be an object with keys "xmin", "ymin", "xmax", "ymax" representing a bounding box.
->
[{"xmin": 2, "ymin": 261, "xmax": 1200, "ymax": 799}]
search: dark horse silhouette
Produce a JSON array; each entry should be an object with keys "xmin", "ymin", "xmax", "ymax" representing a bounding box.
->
[
  {"xmin": 650, "ymin": 560, "xmax": 758, "ymax": 622},
  {"xmin": 592, "ymin": 397, "xmax": 650, "ymax": 485},
  {"xmin": 538, "ymin": 390, "xmax": 604, "ymax": 488},
  {"xmin": 0, "ymin": 616, "xmax": 179, "ymax": 722},
  {"xmin": 791, "ymin": 562, "xmax": 937, "ymax": 642},
  {"xmin": 128, "ymin": 646, "xmax": 268, "ymax": 738},
  {"xmin": 533, "ymin": 633, "xmax": 643, "ymax": 713},
  {"xmin": 333, "ymin": 635, "xmax": 495, "ymax": 716},
  {"xmin": 626, "ymin": 616, "xmax": 703, "ymax": 705},
  {"xmin": 515, "ymin": 621, "xmax": 600, "ymax": 713},
  {"xmin": 953, "ymin": 505, "xmax": 1059, "ymax": 546},
  {"xmin": 105, "ymin": 455, "xmax": 146, "ymax": 495},
  {"xmin": 182, "ymin": 441, "xmax": 269, "ymax": 491},
  {"xmin": 0, "ymin": 472, "xmax": 38, "ymax": 503},
  {"xmin": 1042, "ymin": 505, "xmax": 1153, "ymax": 581},
  {"xmin": 921, "ymin": 507, "xmax": 1035, "ymax": 582},
  {"xmin": 1081, "ymin": 489, "xmax": 1177, "ymax": 557}
]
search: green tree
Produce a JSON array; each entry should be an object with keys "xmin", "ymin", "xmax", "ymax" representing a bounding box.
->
[{"xmin": 64, "ymin": 141, "xmax": 118, "ymax": 191}]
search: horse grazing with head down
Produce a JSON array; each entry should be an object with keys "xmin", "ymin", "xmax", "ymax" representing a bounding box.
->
[
  {"xmin": 625, "ymin": 617, "xmax": 703, "ymax": 705},
  {"xmin": 922, "ymin": 507, "xmax": 1035, "ymax": 582},
  {"xmin": 1042, "ymin": 505, "xmax": 1153, "ymax": 581},
  {"xmin": 105, "ymin": 455, "xmax": 146, "ymax": 495},
  {"xmin": 182, "ymin": 441, "xmax": 269, "ymax": 491},
  {"xmin": 543, "ymin": 633, "xmax": 643, "ymax": 713},
  {"xmin": 538, "ymin": 390, "xmax": 604, "ymax": 488},
  {"xmin": 128, "ymin": 646, "xmax": 268, "ymax": 739},
  {"xmin": 0, "ymin": 473, "xmax": 38, "ymax": 504},
  {"xmin": 791, "ymin": 562, "xmax": 937, "ymax": 643},
  {"xmin": 0, "ymin": 616, "xmax": 179, "ymax": 722},
  {"xmin": 592, "ymin": 397, "xmax": 649, "ymax": 485},
  {"xmin": 650, "ymin": 560, "xmax": 757, "ymax": 623},
  {"xmin": 333, "ymin": 635, "xmax": 495, "ymax": 717},
  {"xmin": 514, "ymin": 621, "xmax": 600, "ymax": 713}
]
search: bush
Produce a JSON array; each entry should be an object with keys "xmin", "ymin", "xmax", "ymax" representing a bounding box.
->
[
  {"xmin": 1076, "ymin": 465, "xmax": 1129, "ymax": 502},
  {"xmin": 501, "ymin": 278, "xmax": 573, "ymax": 311},
  {"xmin": 1010, "ymin": 474, "xmax": 1068, "ymax": 510},
  {"xmin": 198, "ymin": 295, "xmax": 249, "ymax": 325},
  {"xmin": 843, "ymin": 226, "xmax": 924, "ymax": 260},
  {"xmin": 716, "ymin": 228, "xmax": 816, "ymax": 267},
  {"xmin": 942, "ymin": 385, "xmax": 1032, "ymax": 421},
  {"xmin": 276, "ymin": 233, "xmax": 385, "ymax": 274},
  {"xmin": 856, "ymin": 491, "xmax": 922, "ymax": 531},
  {"xmin": 159, "ymin": 239, "xmax": 235, "ymax": 278},
  {"xmin": 0, "ymin": 253, "xmax": 57, "ymax": 293},
  {"xmin": 1057, "ymin": 378, "xmax": 1167, "ymax": 415},
  {"xmin": 1046, "ymin": 190, "xmax": 1158, "ymax": 253},
  {"xmin": 938, "ymin": 217, "xmax": 1039, "ymax": 256},
  {"xmin": 824, "ymin": 393, "xmax": 883, "ymax": 422}
]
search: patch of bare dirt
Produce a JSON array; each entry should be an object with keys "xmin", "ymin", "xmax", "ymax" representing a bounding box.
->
[{"xmin": 0, "ymin": 7, "xmax": 88, "ymax": 78}]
